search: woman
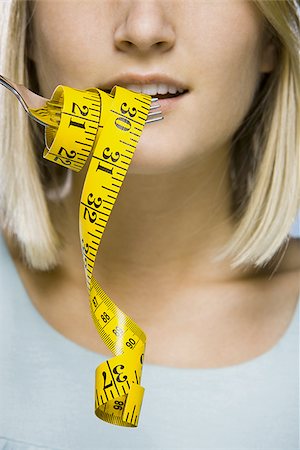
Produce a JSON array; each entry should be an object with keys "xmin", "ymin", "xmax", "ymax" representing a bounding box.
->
[{"xmin": 0, "ymin": 0, "xmax": 299, "ymax": 449}]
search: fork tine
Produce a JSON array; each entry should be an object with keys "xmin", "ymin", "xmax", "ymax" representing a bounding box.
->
[
  {"xmin": 146, "ymin": 98, "xmax": 164, "ymax": 124},
  {"xmin": 146, "ymin": 116, "xmax": 164, "ymax": 124},
  {"xmin": 149, "ymin": 104, "xmax": 161, "ymax": 110}
]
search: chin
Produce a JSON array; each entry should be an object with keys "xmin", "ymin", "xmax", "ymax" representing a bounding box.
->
[
  {"xmin": 126, "ymin": 123, "xmax": 200, "ymax": 175},
  {"xmin": 127, "ymin": 147, "xmax": 193, "ymax": 175}
]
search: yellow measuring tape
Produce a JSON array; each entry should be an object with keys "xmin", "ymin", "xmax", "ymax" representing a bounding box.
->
[{"xmin": 29, "ymin": 84, "xmax": 158, "ymax": 427}]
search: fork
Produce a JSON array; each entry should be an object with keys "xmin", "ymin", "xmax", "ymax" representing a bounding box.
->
[{"xmin": 0, "ymin": 74, "xmax": 163, "ymax": 127}]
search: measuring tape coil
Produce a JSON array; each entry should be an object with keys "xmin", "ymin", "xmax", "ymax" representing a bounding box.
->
[{"xmin": 30, "ymin": 84, "xmax": 152, "ymax": 427}]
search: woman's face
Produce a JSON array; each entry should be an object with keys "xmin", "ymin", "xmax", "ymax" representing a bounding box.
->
[{"xmin": 29, "ymin": 0, "xmax": 275, "ymax": 175}]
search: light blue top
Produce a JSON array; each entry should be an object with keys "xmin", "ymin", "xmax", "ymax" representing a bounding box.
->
[{"xmin": 0, "ymin": 232, "xmax": 299, "ymax": 450}]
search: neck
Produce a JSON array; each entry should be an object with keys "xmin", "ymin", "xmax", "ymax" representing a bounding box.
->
[{"xmin": 50, "ymin": 143, "xmax": 260, "ymax": 300}]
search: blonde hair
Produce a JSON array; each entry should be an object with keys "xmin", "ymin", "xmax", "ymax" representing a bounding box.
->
[{"xmin": 0, "ymin": 0, "xmax": 299, "ymax": 272}]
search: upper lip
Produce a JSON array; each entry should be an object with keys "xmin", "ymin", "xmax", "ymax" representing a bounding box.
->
[{"xmin": 98, "ymin": 73, "xmax": 189, "ymax": 91}]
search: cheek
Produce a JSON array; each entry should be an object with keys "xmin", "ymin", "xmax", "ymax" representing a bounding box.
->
[
  {"xmin": 31, "ymin": 4, "xmax": 110, "ymax": 96},
  {"xmin": 189, "ymin": 25, "xmax": 263, "ymax": 151}
]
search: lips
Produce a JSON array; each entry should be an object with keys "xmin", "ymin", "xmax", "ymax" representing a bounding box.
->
[
  {"xmin": 151, "ymin": 90, "xmax": 189, "ymax": 114},
  {"xmin": 98, "ymin": 73, "xmax": 190, "ymax": 115}
]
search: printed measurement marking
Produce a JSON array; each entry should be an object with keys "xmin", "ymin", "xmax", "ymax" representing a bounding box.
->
[
  {"xmin": 88, "ymin": 231, "xmax": 100, "ymax": 240},
  {"xmin": 134, "ymin": 126, "xmax": 143, "ymax": 133},
  {"xmin": 103, "ymin": 199, "xmax": 114, "ymax": 206},
  {"xmin": 120, "ymin": 159, "xmax": 130, "ymax": 166},
  {"xmin": 83, "ymin": 96, "xmax": 100, "ymax": 102},
  {"xmin": 85, "ymin": 254, "xmax": 96, "ymax": 264},
  {"xmin": 134, "ymin": 370, "xmax": 139, "ymax": 384},
  {"xmin": 63, "ymin": 111, "xmax": 99, "ymax": 124},
  {"xmin": 110, "ymin": 109, "xmax": 143, "ymax": 127},
  {"xmin": 78, "ymin": 147, "xmax": 90, "ymax": 154},
  {"xmin": 80, "ymin": 201, "xmax": 103, "ymax": 215},
  {"xmin": 92, "ymin": 154, "xmax": 126, "ymax": 171},
  {"xmin": 102, "ymin": 185, "xmax": 118, "ymax": 194},
  {"xmin": 120, "ymin": 140, "xmax": 135, "ymax": 148},
  {"xmin": 134, "ymin": 97, "xmax": 152, "ymax": 106},
  {"xmin": 131, "ymin": 405, "xmax": 136, "ymax": 422},
  {"xmin": 75, "ymin": 140, "xmax": 91, "ymax": 147},
  {"xmin": 106, "ymin": 361, "xmax": 121, "ymax": 397},
  {"xmin": 85, "ymin": 130, "xmax": 99, "ymax": 135}
]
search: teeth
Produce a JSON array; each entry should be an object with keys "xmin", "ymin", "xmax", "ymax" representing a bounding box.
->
[
  {"xmin": 143, "ymin": 84, "xmax": 158, "ymax": 96},
  {"xmin": 157, "ymin": 83, "xmax": 168, "ymax": 95},
  {"xmin": 126, "ymin": 83, "xmax": 184, "ymax": 96}
]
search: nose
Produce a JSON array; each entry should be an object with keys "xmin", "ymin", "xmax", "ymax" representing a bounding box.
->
[{"xmin": 114, "ymin": 1, "xmax": 176, "ymax": 55}]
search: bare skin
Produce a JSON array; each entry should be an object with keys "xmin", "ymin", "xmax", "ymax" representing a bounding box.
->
[
  {"xmin": 4, "ymin": 230, "xmax": 300, "ymax": 368},
  {"xmin": 4, "ymin": 1, "xmax": 298, "ymax": 368}
]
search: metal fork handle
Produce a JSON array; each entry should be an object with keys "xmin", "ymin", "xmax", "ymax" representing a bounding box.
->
[
  {"xmin": 0, "ymin": 74, "xmax": 53, "ymax": 127},
  {"xmin": 0, "ymin": 74, "xmax": 30, "ymax": 115}
]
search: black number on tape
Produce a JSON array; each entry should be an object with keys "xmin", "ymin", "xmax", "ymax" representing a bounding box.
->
[
  {"xmin": 120, "ymin": 102, "xmax": 137, "ymax": 118},
  {"xmin": 68, "ymin": 117, "xmax": 85, "ymax": 129},
  {"xmin": 126, "ymin": 338, "xmax": 136, "ymax": 349},
  {"xmin": 115, "ymin": 116, "xmax": 131, "ymax": 132},
  {"xmin": 102, "ymin": 371, "xmax": 113, "ymax": 390},
  {"xmin": 87, "ymin": 193, "xmax": 102, "ymax": 208},
  {"xmin": 83, "ymin": 207, "xmax": 97, "ymax": 223},
  {"xmin": 101, "ymin": 312, "xmax": 110, "ymax": 323},
  {"xmin": 58, "ymin": 146, "xmax": 76, "ymax": 159},
  {"xmin": 81, "ymin": 239, "xmax": 89, "ymax": 255},
  {"xmin": 113, "ymin": 326, "xmax": 124, "ymax": 337},
  {"xmin": 113, "ymin": 400, "xmax": 124, "ymax": 410},
  {"xmin": 103, "ymin": 147, "xmax": 120, "ymax": 163},
  {"xmin": 54, "ymin": 156, "xmax": 71, "ymax": 165},
  {"xmin": 72, "ymin": 102, "xmax": 89, "ymax": 117},
  {"xmin": 96, "ymin": 147, "xmax": 120, "ymax": 175},
  {"xmin": 113, "ymin": 364, "xmax": 128, "ymax": 383}
]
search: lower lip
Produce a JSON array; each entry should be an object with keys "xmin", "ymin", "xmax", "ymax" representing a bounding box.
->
[{"xmin": 153, "ymin": 92, "xmax": 189, "ymax": 115}]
